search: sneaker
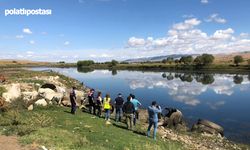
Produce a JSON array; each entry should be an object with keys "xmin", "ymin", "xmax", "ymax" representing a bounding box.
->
[
  {"xmin": 105, "ymin": 118, "xmax": 107, "ymax": 120},
  {"xmin": 118, "ymin": 121, "xmax": 121, "ymax": 123},
  {"xmin": 108, "ymin": 119, "xmax": 110, "ymax": 121},
  {"xmin": 153, "ymin": 138, "xmax": 157, "ymax": 140}
]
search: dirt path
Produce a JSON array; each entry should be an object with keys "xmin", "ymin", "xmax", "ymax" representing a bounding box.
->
[{"xmin": 0, "ymin": 135, "xmax": 34, "ymax": 150}]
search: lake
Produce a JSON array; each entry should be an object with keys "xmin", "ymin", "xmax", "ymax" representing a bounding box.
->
[{"xmin": 30, "ymin": 67, "xmax": 250, "ymax": 144}]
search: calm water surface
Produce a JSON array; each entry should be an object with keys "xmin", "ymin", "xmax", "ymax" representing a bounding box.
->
[{"xmin": 30, "ymin": 67, "xmax": 250, "ymax": 144}]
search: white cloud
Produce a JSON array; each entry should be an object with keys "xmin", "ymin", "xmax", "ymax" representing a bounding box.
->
[
  {"xmin": 215, "ymin": 18, "xmax": 227, "ymax": 23},
  {"xmin": 167, "ymin": 30, "xmax": 178, "ymax": 36},
  {"xmin": 204, "ymin": 14, "xmax": 218, "ymax": 22},
  {"xmin": 17, "ymin": 55, "xmax": 24, "ymax": 58},
  {"xmin": 14, "ymin": 35, "xmax": 25, "ymax": 39},
  {"xmin": 238, "ymin": 33, "xmax": 249, "ymax": 38},
  {"xmin": 201, "ymin": 0, "xmax": 209, "ymax": 3},
  {"xmin": 23, "ymin": 29, "xmax": 33, "ymax": 34},
  {"xmin": 41, "ymin": 32, "xmax": 46, "ymax": 34},
  {"xmin": 3, "ymin": 36, "xmax": 11, "ymax": 39},
  {"xmin": 173, "ymin": 18, "xmax": 201, "ymax": 30},
  {"xmin": 79, "ymin": 0, "xmax": 84, "ymax": 3},
  {"xmin": 60, "ymin": 34, "xmax": 65, "ymax": 37},
  {"xmin": 73, "ymin": 55, "xmax": 78, "ymax": 58},
  {"xmin": 30, "ymin": 40, "xmax": 36, "ymax": 44},
  {"xmin": 182, "ymin": 14, "xmax": 194, "ymax": 18},
  {"xmin": 27, "ymin": 51, "xmax": 34, "ymax": 55},
  {"xmin": 101, "ymin": 53, "xmax": 113, "ymax": 57},
  {"xmin": 62, "ymin": 56, "xmax": 68, "ymax": 58},
  {"xmin": 125, "ymin": 37, "xmax": 146, "ymax": 48},
  {"xmin": 90, "ymin": 54, "xmax": 97, "ymax": 58},
  {"xmin": 64, "ymin": 41, "xmax": 70, "ymax": 45},
  {"xmin": 209, "ymin": 28, "xmax": 234, "ymax": 40}
]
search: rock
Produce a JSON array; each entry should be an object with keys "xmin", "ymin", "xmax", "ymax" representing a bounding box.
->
[
  {"xmin": 28, "ymin": 104, "xmax": 33, "ymax": 110},
  {"xmin": 35, "ymin": 99, "xmax": 47, "ymax": 106},
  {"xmin": 38, "ymin": 88, "xmax": 56, "ymax": 100},
  {"xmin": 62, "ymin": 100, "xmax": 71, "ymax": 107},
  {"xmin": 22, "ymin": 91, "xmax": 38, "ymax": 101},
  {"xmin": 106, "ymin": 121, "xmax": 111, "ymax": 125},
  {"xmin": 175, "ymin": 124, "xmax": 189, "ymax": 132},
  {"xmin": 192, "ymin": 124, "xmax": 218, "ymax": 135},
  {"xmin": 198, "ymin": 119, "xmax": 224, "ymax": 136},
  {"xmin": 163, "ymin": 109, "xmax": 184, "ymax": 128},
  {"xmin": 2, "ymin": 84, "xmax": 21, "ymax": 102},
  {"xmin": 54, "ymin": 76, "xmax": 59, "ymax": 80}
]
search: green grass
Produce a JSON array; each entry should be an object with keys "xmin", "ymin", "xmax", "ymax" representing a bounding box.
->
[{"xmin": 0, "ymin": 106, "xmax": 184, "ymax": 150}]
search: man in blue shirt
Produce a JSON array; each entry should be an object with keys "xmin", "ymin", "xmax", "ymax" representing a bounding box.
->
[
  {"xmin": 130, "ymin": 95, "xmax": 141, "ymax": 126},
  {"xmin": 70, "ymin": 87, "xmax": 77, "ymax": 115},
  {"xmin": 147, "ymin": 101, "xmax": 161, "ymax": 140}
]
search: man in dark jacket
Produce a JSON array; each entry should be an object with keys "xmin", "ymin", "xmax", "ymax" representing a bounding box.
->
[
  {"xmin": 88, "ymin": 89, "xmax": 96, "ymax": 115},
  {"xmin": 122, "ymin": 97, "xmax": 135, "ymax": 131},
  {"xmin": 114, "ymin": 93, "xmax": 124, "ymax": 122},
  {"xmin": 70, "ymin": 87, "xmax": 77, "ymax": 114}
]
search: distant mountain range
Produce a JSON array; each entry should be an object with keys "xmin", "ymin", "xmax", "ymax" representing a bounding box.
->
[
  {"xmin": 123, "ymin": 54, "xmax": 198, "ymax": 62},
  {"xmin": 123, "ymin": 51, "xmax": 250, "ymax": 62}
]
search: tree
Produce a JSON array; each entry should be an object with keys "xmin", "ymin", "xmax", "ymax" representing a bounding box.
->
[
  {"xmin": 248, "ymin": 59, "xmax": 250, "ymax": 66},
  {"xmin": 179, "ymin": 56, "xmax": 187, "ymax": 64},
  {"xmin": 194, "ymin": 56, "xmax": 203, "ymax": 64},
  {"xmin": 233, "ymin": 75, "xmax": 243, "ymax": 84},
  {"xmin": 162, "ymin": 59, "xmax": 167, "ymax": 64},
  {"xmin": 174, "ymin": 59, "xmax": 179, "ymax": 64},
  {"xmin": 234, "ymin": 55, "xmax": 244, "ymax": 66},
  {"xmin": 167, "ymin": 57, "xmax": 174, "ymax": 65},
  {"xmin": 111, "ymin": 59, "xmax": 119, "ymax": 66},
  {"xmin": 77, "ymin": 60, "xmax": 94, "ymax": 67},
  {"xmin": 186, "ymin": 56, "xmax": 194, "ymax": 64},
  {"xmin": 201, "ymin": 54, "xmax": 214, "ymax": 65}
]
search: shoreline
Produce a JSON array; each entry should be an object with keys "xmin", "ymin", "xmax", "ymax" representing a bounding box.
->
[{"xmin": 0, "ymin": 68, "xmax": 249, "ymax": 149}]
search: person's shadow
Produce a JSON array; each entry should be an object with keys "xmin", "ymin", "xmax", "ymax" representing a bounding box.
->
[
  {"xmin": 112, "ymin": 123, "xmax": 146, "ymax": 136},
  {"xmin": 64, "ymin": 110, "xmax": 72, "ymax": 114}
]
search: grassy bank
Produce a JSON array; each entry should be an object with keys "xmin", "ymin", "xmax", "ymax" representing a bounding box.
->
[{"xmin": 0, "ymin": 106, "xmax": 184, "ymax": 150}]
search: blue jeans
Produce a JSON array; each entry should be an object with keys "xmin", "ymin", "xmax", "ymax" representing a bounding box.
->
[
  {"xmin": 105, "ymin": 109, "xmax": 110, "ymax": 119},
  {"xmin": 147, "ymin": 120, "xmax": 158, "ymax": 139},
  {"xmin": 134, "ymin": 110, "xmax": 137, "ymax": 126},
  {"xmin": 115, "ymin": 108, "xmax": 122, "ymax": 122}
]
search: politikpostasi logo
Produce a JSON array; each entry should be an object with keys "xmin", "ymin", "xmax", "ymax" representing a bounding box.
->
[{"xmin": 5, "ymin": 8, "xmax": 52, "ymax": 16}]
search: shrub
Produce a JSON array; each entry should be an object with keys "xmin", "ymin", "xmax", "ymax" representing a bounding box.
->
[
  {"xmin": 74, "ymin": 136, "xmax": 90, "ymax": 148},
  {"xmin": 0, "ymin": 86, "xmax": 7, "ymax": 97},
  {"xmin": 30, "ymin": 113, "xmax": 53, "ymax": 127},
  {"xmin": 0, "ymin": 97, "xmax": 10, "ymax": 113}
]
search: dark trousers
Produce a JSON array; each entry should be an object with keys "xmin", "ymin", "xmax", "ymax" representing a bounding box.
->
[
  {"xmin": 70, "ymin": 99, "xmax": 76, "ymax": 114},
  {"xmin": 97, "ymin": 104, "xmax": 102, "ymax": 116},
  {"xmin": 134, "ymin": 110, "xmax": 138, "ymax": 126},
  {"xmin": 89, "ymin": 103, "xmax": 96, "ymax": 114}
]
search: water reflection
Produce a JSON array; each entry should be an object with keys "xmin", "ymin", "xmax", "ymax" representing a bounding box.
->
[
  {"xmin": 233, "ymin": 75, "xmax": 243, "ymax": 84},
  {"xmin": 77, "ymin": 68, "xmax": 94, "ymax": 73}
]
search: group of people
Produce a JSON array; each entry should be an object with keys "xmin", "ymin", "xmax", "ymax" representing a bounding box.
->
[{"xmin": 70, "ymin": 87, "xmax": 161, "ymax": 140}]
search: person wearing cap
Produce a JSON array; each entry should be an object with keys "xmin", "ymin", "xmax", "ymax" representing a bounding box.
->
[
  {"xmin": 70, "ymin": 87, "xmax": 77, "ymax": 114},
  {"xmin": 114, "ymin": 93, "xmax": 124, "ymax": 122},
  {"xmin": 88, "ymin": 89, "xmax": 96, "ymax": 115},
  {"xmin": 130, "ymin": 95, "xmax": 141, "ymax": 127},
  {"xmin": 147, "ymin": 101, "xmax": 161, "ymax": 140}
]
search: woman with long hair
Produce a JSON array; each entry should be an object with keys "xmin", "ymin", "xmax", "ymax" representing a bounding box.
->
[
  {"xmin": 96, "ymin": 92, "xmax": 103, "ymax": 117},
  {"xmin": 103, "ymin": 93, "xmax": 112, "ymax": 121}
]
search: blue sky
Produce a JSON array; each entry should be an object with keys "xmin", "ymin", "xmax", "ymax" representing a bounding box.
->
[{"xmin": 1, "ymin": 0, "xmax": 250, "ymax": 62}]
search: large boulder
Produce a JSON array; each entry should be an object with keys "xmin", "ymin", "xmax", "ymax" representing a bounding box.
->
[
  {"xmin": 2, "ymin": 83, "xmax": 21, "ymax": 102},
  {"xmin": 22, "ymin": 91, "xmax": 38, "ymax": 101},
  {"xmin": 191, "ymin": 119, "xmax": 224, "ymax": 136},
  {"xmin": 35, "ymin": 99, "xmax": 47, "ymax": 106},
  {"xmin": 38, "ymin": 88, "xmax": 56, "ymax": 100}
]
